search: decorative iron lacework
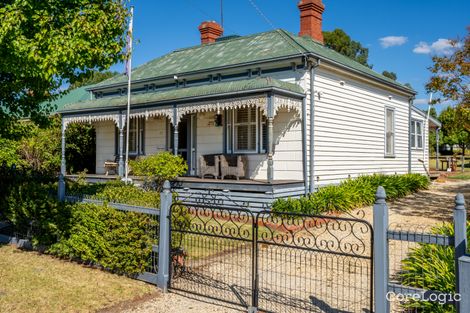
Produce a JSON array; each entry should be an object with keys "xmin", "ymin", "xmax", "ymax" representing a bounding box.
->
[
  {"xmin": 63, "ymin": 94, "xmax": 303, "ymax": 128},
  {"xmin": 130, "ymin": 107, "xmax": 174, "ymax": 123},
  {"xmin": 273, "ymin": 95, "xmax": 302, "ymax": 117},
  {"xmin": 175, "ymin": 95, "xmax": 268, "ymax": 124},
  {"xmin": 63, "ymin": 113, "xmax": 121, "ymax": 129}
]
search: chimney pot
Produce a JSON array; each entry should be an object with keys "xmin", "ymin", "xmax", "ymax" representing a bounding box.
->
[
  {"xmin": 298, "ymin": 0, "xmax": 325, "ymax": 44},
  {"xmin": 198, "ymin": 21, "xmax": 224, "ymax": 44}
]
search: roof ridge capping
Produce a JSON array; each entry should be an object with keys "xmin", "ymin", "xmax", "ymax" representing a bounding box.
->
[{"xmin": 172, "ymin": 29, "xmax": 287, "ymax": 53}]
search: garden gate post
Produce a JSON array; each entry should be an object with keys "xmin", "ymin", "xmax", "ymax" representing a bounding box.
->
[
  {"xmin": 157, "ymin": 180, "xmax": 171, "ymax": 292},
  {"xmin": 373, "ymin": 186, "xmax": 390, "ymax": 313},
  {"xmin": 458, "ymin": 255, "xmax": 470, "ymax": 312},
  {"xmin": 454, "ymin": 193, "xmax": 467, "ymax": 313}
]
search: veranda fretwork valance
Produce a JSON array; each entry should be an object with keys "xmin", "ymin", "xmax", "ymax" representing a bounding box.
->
[{"xmin": 62, "ymin": 94, "xmax": 302, "ymax": 128}]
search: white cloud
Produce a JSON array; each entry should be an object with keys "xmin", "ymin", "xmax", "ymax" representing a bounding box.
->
[
  {"xmin": 413, "ymin": 38, "xmax": 459, "ymax": 55},
  {"xmin": 379, "ymin": 36, "xmax": 408, "ymax": 48},
  {"xmin": 414, "ymin": 98, "xmax": 428, "ymax": 105},
  {"xmin": 412, "ymin": 41, "xmax": 431, "ymax": 54},
  {"xmin": 414, "ymin": 98, "xmax": 455, "ymax": 107}
]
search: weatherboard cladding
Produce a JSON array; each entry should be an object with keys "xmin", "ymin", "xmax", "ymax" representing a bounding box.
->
[
  {"xmin": 60, "ymin": 77, "xmax": 304, "ymax": 112},
  {"xmin": 90, "ymin": 29, "xmax": 412, "ymax": 92}
]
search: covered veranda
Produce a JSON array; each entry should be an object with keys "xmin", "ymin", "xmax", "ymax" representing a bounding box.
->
[{"xmin": 58, "ymin": 77, "xmax": 309, "ymax": 204}]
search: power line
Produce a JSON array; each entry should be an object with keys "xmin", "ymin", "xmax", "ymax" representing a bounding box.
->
[
  {"xmin": 183, "ymin": 0, "xmax": 237, "ymax": 35},
  {"xmin": 246, "ymin": 0, "xmax": 308, "ymax": 57}
]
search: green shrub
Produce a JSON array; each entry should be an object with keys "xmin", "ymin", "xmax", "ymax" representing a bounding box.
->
[
  {"xmin": 49, "ymin": 203, "xmax": 155, "ymax": 275},
  {"xmin": 130, "ymin": 152, "xmax": 187, "ymax": 190},
  {"xmin": 272, "ymin": 173, "xmax": 430, "ymax": 214},
  {"xmin": 2, "ymin": 180, "xmax": 66, "ymax": 246},
  {"xmin": 92, "ymin": 183, "xmax": 160, "ymax": 207},
  {"xmin": 67, "ymin": 180, "xmax": 160, "ymax": 207},
  {"xmin": 399, "ymin": 223, "xmax": 470, "ymax": 313},
  {"xmin": 2, "ymin": 171, "xmax": 161, "ymax": 275}
]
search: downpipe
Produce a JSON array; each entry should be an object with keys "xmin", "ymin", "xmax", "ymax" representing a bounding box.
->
[{"xmin": 309, "ymin": 57, "xmax": 320, "ymax": 193}]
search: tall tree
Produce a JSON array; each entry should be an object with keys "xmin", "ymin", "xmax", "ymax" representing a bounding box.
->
[
  {"xmin": 439, "ymin": 106, "xmax": 470, "ymax": 172},
  {"xmin": 382, "ymin": 71, "xmax": 397, "ymax": 81},
  {"xmin": 323, "ymin": 29, "xmax": 371, "ymax": 68},
  {"xmin": 69, "ymin": 71, "xmax": 119, "ymax": 90},
  {"xmin": 0, "ymin": 1, "xmax": 129, "ymax": 137},
  {"xmin": 426, "ymin": 27, "xmax": 470, "ymax": 132}
]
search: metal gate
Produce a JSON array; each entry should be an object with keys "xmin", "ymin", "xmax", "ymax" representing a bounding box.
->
[{"xmin": 169, "ymin": 203, "xmax": 373, "ymax": 313}]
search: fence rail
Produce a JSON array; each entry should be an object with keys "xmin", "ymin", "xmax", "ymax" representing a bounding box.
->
[
  {"xmin": 386, "ymin": 229, "xmax": 454, "ymax": 246},
  {"xmin": 65, "ymin": 195, "xmax": 160, "ymax": 216}
]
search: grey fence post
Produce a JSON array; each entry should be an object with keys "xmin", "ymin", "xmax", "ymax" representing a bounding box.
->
[
  {"xmin": 454, "ymin": 193, "xmax": 467, "ymax": 313},
  {"xmin": 157, "ymin": 180, "xmax": 172, "ymax": 292},
  {"xmin": 373, "ymin": 186, "xmax": 390, "ymax": 313},
  {"xmin": 458, "ymin": 255, "xmax": 470, "ymax": 312}
]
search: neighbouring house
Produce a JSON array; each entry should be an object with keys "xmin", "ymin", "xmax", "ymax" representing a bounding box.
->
[{"xmin": 57, "ymin": 0, "xmax": 441, "ymax": 209}]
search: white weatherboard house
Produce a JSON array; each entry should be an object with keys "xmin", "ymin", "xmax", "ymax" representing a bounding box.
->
[{"xmin": 58, "ymin": 0, "xmax": 440, "ymax": 208}]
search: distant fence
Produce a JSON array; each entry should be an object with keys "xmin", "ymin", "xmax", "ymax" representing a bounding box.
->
[
  {"xmin": 429, "ymin": 156, "xmax": 469, "ymax": 171},
  {"xmin": 373, "ymin": 187, "xmax": 469, "ymax": 313}
]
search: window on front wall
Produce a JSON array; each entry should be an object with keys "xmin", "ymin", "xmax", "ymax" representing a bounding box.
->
[
  {"xmin": 385, "ymin": 108, "xmax": 395, "ymax": 156},
  {"xmin": 115, "ymin": 117, "xmax": 145, "ymax": 156},
  {"xmin": 225, "ymin": 107, "xmax": 267, "ymax": 153},
  {"xmin": 411, "ymin": 120, "xmax": 424, "ymax": 149}
]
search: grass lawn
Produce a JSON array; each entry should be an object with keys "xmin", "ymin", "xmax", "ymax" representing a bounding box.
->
[
  {"xmin": 0, "ymin": 244, "xmax": 156, "ymax": 313},
  {"xmin": 448, "ymin": 173, "xmax": 470, "ymax": 180}
]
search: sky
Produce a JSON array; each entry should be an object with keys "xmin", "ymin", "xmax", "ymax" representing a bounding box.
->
[{"xmin": 113, "ymin": 0, "xmax": 469, "ymax": 113}]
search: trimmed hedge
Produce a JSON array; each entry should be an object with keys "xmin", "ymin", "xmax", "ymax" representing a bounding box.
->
[
  {"xmin": 399, "ymin": 223, "xmax": 470, "ymax": 313},
  {"xmin": 272, "ymin": 174, "xmax": 430, "ymax": 214},
  {"xmin": 4, "ymin": 179, "xmax": 160, "ymax": 275},
  {"xmin": 49, "ymin": 203, "xmax": 155, "ymax": 275},
  {"xmin": 68, "ymin": 180, "xmax": 160, "ymax": 207}
]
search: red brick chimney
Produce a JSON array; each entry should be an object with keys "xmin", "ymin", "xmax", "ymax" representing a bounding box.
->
[
  {"xmin": 198, "ymin": 21, "xmax": 224, "ymax": 44},
  {"xmin": 298, "ymin": 0, "xmax": 325, "ymax": 44}
]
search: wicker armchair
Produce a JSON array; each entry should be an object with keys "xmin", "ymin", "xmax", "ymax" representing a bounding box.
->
[
  {"xmin": 199, "ymin": 154, "xmax": 220, "ymax": 179},
  {"xmin": 104, "ymin": 156, "xmax": 119, "ymax": 176},
  {"xmin": 220, "ymin": 155, "xmax": 247, "ymax": 180}
]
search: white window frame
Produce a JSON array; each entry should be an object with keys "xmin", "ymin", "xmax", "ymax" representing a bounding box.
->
[
  {"xmin": 384, "ymin": 107, "xmax": 395, "ymax": 157},
  {"xmin": 411, "ymin": 119, "xmax": 424, "ymax": 149},
  {"xmin": 116, "ymin": 117, "xmax": 145, "ymax": 156},
  {"xmin": 225, "ymin": 107, "xmax": 266, "ymax": 154}
]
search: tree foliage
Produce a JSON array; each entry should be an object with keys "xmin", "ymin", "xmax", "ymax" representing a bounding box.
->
[
  {"xmin": 0, "ymin": 1, "xmax": 129, "ymax": 135},
  {"xmin": 382, "ymin": 70, "xmax": 397, "ymax": 81},
  {"xmin": 426, "ymin": 27, "xmax": 470, "ymax": 132},
  {"xmin": 130, "ymin": 152, "xmax": 188, "ymax": 191},
  {"xmin": 323, "ymin": 29, "xmax": 371, "ymax": 68},
  {"xmin": 439, "ymin": 106, "xmax": 470, "ymax": 171},
  {"xmin": 69, "ymin": 70, "xmax": 119, "ymax": 90}
]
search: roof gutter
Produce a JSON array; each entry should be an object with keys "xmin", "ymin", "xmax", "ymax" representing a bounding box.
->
[{"xmin": 60, "ymin": 86, "xmax": 305, "ymax": 115}]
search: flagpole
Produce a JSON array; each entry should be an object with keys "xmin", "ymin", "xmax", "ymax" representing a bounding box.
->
[{"xmin": 124, "ymin": 6, "xmax": 134, "ymax": 183}]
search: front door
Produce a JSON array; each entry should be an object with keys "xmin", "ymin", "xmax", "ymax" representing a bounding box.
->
[{"xmin": 178, "ymin": 115, "xmax": 197, "ymax": 176}]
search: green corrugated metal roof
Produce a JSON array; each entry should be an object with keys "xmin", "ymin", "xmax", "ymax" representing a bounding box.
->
[
  {"xmin": 45, "ymin": 86, "xmax": 90, "ymax": 113},
  {"xmin": 92, "ymin": 29, "xmax": 413, "ymax": 92},
  {"xmin": 61, "ymin": 77, "xmax": 303, "ymax": 112}
]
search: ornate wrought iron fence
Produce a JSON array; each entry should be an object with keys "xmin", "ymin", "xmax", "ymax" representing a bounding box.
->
[
  {"xmin": 169, "ymin": 203, "xmax": 374, "ymax": 313},
  {"xmin": 169, "ymin": 203, "xmax": 255, "ymax": 308}
]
